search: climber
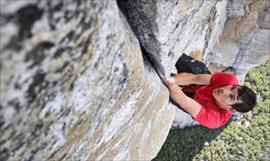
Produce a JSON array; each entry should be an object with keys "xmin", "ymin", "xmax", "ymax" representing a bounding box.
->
[{"xmin": 161, "ymin": 54, "xmax": 257, "ymax": 129}]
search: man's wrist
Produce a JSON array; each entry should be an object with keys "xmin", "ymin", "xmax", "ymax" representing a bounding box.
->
[{"xmin": 165, "ymin": 77, "xmax": 176, "ymax": 85}]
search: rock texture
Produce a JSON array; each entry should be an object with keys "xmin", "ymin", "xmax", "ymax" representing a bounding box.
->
[
  {"xmin": 118, "ymin": 0, "xmax": 270, "ymax": 80},
  {"xmin": 0, "ymin": 0, "xmax": 269, "ymax": 161},
  {"xmin": 0, "ymin": 1, "xmax": 174, "ymax": 161},
  {"xmin": 206, "ymin": 0, "xmax": 270, "ymax": 83},
  {"xmin": 118, "ymin": 0, "xmax": 221, "ymax": 76}
]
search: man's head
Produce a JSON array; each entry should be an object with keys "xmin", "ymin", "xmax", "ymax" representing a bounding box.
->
[{"xmin": 212, "ymin": 85, "xmax": 257, "ymax": 112}]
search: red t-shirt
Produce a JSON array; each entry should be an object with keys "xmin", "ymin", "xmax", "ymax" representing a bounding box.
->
[{"xmin": 183, "ymin": 72, "xmax": 239, "ymax": 129}]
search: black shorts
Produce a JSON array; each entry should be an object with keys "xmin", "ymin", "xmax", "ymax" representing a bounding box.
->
[{"xmin": 175, "ymin": 53, "xmax": 211, "ymax": 74}]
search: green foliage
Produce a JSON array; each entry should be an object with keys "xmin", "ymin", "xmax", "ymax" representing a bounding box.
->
[{"xmin": 154, "ymin": 60, "xmax": 270, "ymax": 161}]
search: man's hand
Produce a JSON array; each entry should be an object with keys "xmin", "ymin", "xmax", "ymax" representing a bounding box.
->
[{"xmin": 163, "ymin": 77, "xmax": 176, "ymax": 86}]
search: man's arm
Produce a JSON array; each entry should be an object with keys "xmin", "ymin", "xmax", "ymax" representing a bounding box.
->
[
  {"xmin": 172, "ymin": 73, "xmax": 211, "ymax": 86},
  {"xmin": 164, "ymin": 77, "xmax": 201, "ymax": 117}
]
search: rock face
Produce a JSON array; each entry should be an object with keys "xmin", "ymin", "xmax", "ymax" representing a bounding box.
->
[
  {"xmin": 0, "ymin": 0, "xmax": 269, "ymax": 161},
  {"xmin": 118, "ymin": 0, "xmax": 270, "ymax": 80},
  {"xmin": 0, "ymin": 1, "xmax": 174, "ymax": 160},
  {"xmin": 206, "ymin": 0, "xmax": 270, "ymax": 83},
  {"xmin": 118, "ymin": 0, "xmax": 222, "ymax": 76}
]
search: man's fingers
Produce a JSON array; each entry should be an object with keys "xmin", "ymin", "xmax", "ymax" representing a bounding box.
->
[{"xmin": 165, "ymin": 77, "xmax": 176, "ymax": 85}]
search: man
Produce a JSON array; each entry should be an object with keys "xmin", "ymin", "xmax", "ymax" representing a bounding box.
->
[{"xmin": 162, "ymin": 65, "xmax": 257, "ymax": 129}]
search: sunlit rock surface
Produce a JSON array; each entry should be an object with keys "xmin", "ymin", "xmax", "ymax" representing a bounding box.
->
[
  {"xmin": 1, "ymin": 0, "xmax": 269, "ymax": 160},
  {"xmin": 206, "ymin": 0, "xmax": 270, "ymax": 83},
  {"xmin": 118, "ymin": 0, "xmax": 223, "ymax": 77},
  {"xmin": 118, "ymin": 0, "xmax": 270, "ymax": 80},
  {"xmin": 0, "ymin": 1, "xmax": 174, "ymax": 160}
]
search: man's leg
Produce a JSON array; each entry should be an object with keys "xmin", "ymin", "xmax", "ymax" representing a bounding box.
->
[{"xmin": 175, "ymin": 53, "xmax": 211, "ymax": 74}]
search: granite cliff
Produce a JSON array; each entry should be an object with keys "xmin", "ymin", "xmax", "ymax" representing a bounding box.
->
[{"xmin": 0, "ymin": 0, "xmax": 269, "ymax": 160}]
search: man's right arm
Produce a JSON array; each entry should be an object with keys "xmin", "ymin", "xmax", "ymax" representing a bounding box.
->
[
  {"xmin": 163, "ymin": 77, "xmax": 201, "ymax": 117},
  {"xmin": 172, "ymin": 73, "xmax": 211, "ymax": 86}
]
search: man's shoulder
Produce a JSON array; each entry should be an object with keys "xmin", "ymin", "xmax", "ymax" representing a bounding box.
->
[
  {"xmin": 194, "ymin": 103, "xmax": 232, "ymax": 128},
  {"xmin": 211, "ymin": 72, "xmax": 239, "ymax": 87}
]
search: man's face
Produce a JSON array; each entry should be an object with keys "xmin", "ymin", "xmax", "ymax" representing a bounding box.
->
[{"xmin": 212, "ymin": 85, "xmax": 242, "ymax": 111}]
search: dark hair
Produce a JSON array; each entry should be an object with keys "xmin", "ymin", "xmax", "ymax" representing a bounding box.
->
[{"xmin": 232, "ymin": 86, "xmax": 257, "ymax": 113}]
